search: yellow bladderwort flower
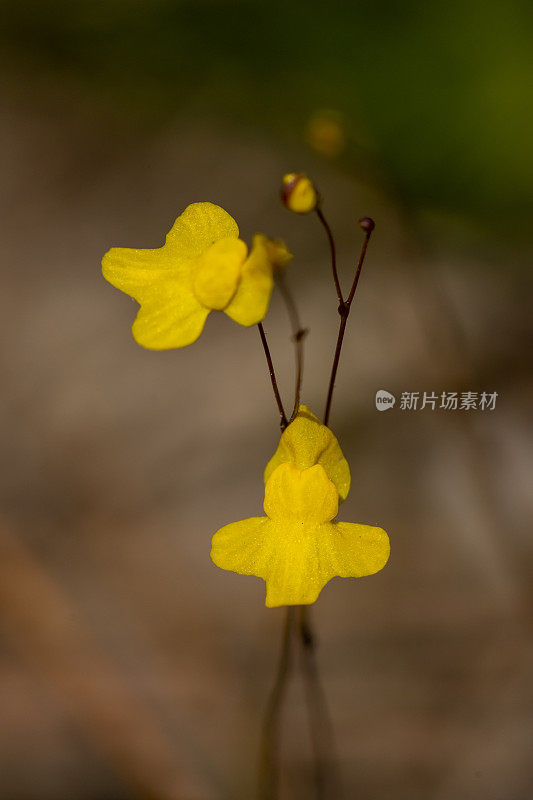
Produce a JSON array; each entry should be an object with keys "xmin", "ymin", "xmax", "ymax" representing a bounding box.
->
[
  {"xmin": 264, "ymin": 404, "xmax": 351, "ymax": 502},
  {"xmin": 102, "ymin": 202, "xmax": 292, "ymax": 350},
  {"xmin": 211, "ymin": 462, "xmax": 389, "ymax": 607}
]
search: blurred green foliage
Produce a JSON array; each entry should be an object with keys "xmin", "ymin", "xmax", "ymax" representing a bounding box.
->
[{"xmin": 2, "ymin": 0, "xmax": 532, "ymax": 230}]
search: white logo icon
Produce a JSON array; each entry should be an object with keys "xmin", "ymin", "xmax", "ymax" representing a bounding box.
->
[{"xmin": 375, "ymin": 389, "xmax": 396, "ymax": 411}]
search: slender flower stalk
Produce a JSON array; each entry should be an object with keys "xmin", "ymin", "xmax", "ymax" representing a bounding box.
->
[
  {"xmin": 323, "ymin": 218, "xmax": 375, "ymax": 426},
  {"xmin": 276, "ymin": 271, "xmax": 308, "ymax": 424},
  {"xmin": 298, "ymin": 606, "xmax": 341, "ymax": 800},
  {"xmin": 316, "ymin": 205, "xmax": 344, "ymax": 307},
  {"xmin": 258, "ymin": 607, "xmax": 295, "ymax": 800},
  {"xmin": 258, "ymin": 322, "xmax": 288, "ymax": 430}
]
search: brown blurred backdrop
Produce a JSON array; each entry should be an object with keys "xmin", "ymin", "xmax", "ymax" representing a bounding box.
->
[{"xmin": 1, "ymin": 2, "xmax": 532, "ymax": 799}]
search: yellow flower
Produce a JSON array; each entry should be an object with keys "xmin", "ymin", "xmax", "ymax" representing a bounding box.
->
[
  {"xmin": 264, "ymin": 405, "xmax": 351, "ymax": 502},
  {"xmin": 211, "ymin": 462, "xmax": 389, "ymax": 607},
  {"xmin": 102, "ymin": 202, "xmax": 291, "ymax": 350}
]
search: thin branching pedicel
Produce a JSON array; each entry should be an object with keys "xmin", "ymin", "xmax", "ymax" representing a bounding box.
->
[
  {"xmin": 276, "ymin": 270, "xmax": 308, "ymax": 423},
  {"xmin": 316, "ymin": 205, "xmax": 344, "ymax": 308},
  {"xmin": 321, "ymin": 214, "xmax": 375, "ymax": 426},
  {"xmin": 258, "ymin": 322, "xmax": 288, "ymax": 431}
]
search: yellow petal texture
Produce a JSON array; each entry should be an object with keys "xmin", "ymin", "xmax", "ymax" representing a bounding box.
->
[
  {"xmin": 263, "ymin": 461, "xmax": 338, "ymax": 524},
  {"xmin": 211, "ymin": 463, "xmax": 389, "ymax": 607},
  {"xmin": 102, "ymin": 202, "xmax": 239, "ymax": 300},
  {"xmin": 132, "ymin": 285, "xmax": 210, "ymax": 349},
  {"xmin": 264, "ymin": 405, "xmax": 351, "ymax": 502},
  {"xmin": 224, "ymin": 234, "xmax": 275, "ymax": 326},
  {"xmin": 164, "ymin": 202, "xmax": 239, "ymax": 259},
  {"xmin": 102, "ymin": 246, "xmax": 184, "ymax": 302},
  {"xmin": 102, "ymin": 202, "xmax": 239, "ymax": 349},
  {"xmin": 192, "ymin": 237, "xmax": 248, "ymax": 310}
]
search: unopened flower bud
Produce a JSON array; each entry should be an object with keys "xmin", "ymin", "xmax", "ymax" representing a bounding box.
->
[
  {"xmin": 281, "ymin": 173, "xmax": 318, "ymax": 214},
  {"xmin": 358, "ymin": 216, "xmax": 375, "ymax": 233}
]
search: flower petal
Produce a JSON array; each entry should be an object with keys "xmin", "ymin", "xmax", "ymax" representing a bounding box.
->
[
  {"xmin": 262, "ymin": 520, "xmax": 389, "ymax": 607},
  {"xmin": 319, "ymin": 522, "xmax": 390, "ymax": 580},
  {"xmin": 210, "ymin": 517, "xmax": 272, "ymax": 576},
  {"xmin": 264, "ymin": 405, "xmax": 351, "ymax": 502},
  {"xmin": 261, "ymin": 521, "xmax": 334, "ymax": 606},
  {"xmin": 224, "ymin": 234, "xmax": 274, "ymax": 326},
  {"xmin": 165, "ymin": 202, "xmax": 239, "ymax": 259},
  {"xmin": 211, "ymin": 514, "xmax": 389, "ymax": 608},
  {"xmin": 102, "ymin": 246, "xmax": 183, "ymax": 303},
  {"xmin": 263, "ymin": 463, "xmax": 338, "ymax": 526},
  {"xmin": 210, "ymin": 514, "xmax": 326, "ymax": 607},
  {"xmin": 132, "ymin": 284, "xmax": 209, "ymax": 350},
  {"xmin": 192, "ymin": 238, "xmax": 247, "ymax": 310},
  {"xmin": 102, "ymin": 201, "xmax": 237, "ymax": 302}
]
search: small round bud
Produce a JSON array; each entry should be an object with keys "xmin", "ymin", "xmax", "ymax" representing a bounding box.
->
[
  {"xmin": 358, "ymin": 216, "xmax": 375, "ymax": 233},
  {"xmin": 281, "ymin": 173, "xmax": 318, "ymax": 214}
]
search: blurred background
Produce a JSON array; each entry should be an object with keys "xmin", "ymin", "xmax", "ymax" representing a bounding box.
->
[{"xmin": 1, "ymin": 1, "xmax": 532, "ymax": 798}]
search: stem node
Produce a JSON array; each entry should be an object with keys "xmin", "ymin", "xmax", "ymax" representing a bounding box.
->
[{"xmin": 294, "ymin": 327, "xmax": 308, "ymax": 343}]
